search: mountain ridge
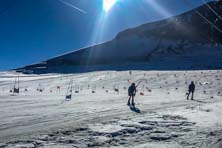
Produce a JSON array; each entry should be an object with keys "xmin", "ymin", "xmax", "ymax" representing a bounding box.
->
[{"xmin": 17, "ymin": 1, "xmax": 222, "ymax": 74}]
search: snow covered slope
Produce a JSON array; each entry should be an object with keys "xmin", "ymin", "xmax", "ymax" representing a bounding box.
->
[
  {"xmin": 18, "ymin": 1, "xmax": 222, "ymax": 73},
  {"xmin": 0, "ymin": 70, "xmax": 222, "ymax": 147}
]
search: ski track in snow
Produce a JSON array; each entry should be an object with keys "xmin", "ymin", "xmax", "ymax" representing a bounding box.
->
[{"xmin": 0, "ymin": 70, "xmax": 222, "ymax": 148}]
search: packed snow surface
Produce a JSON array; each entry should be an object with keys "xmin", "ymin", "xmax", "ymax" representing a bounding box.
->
[{"xmin": 0, "ymin": 70, "xmax": 222, "ymax": 148}]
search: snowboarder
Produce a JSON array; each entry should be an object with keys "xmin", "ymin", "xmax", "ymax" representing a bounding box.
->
[
  {"xmin": 187, "ymin": 81, "xmax": 195, "ymax": 100},
  {"xmin": 128, "ymin": 83, "xmax": 137, "ymax": 106}
]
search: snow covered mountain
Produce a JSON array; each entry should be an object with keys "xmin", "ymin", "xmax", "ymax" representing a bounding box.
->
[{"xmin": 18, "ymin": 1, "xmax": 222, "ymax": 74}]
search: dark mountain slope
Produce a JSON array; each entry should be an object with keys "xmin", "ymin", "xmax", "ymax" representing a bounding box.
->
[{"xmin": 18, "ymin": 1, "xmax": 222, "ymax": 74}]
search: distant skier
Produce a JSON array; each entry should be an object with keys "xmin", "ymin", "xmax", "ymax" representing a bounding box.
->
[
  {"xmin": 128, "ymin": 83, "xmax": 137, "ymax": 106},
  {"xmin": 187, "ymin": 81, "xmax": 195, "ymax": 100}
]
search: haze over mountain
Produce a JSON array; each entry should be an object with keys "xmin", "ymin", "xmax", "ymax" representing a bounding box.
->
[{"xmin": 18, "ymin": 1, "xmax": 222, "ymax": 74}]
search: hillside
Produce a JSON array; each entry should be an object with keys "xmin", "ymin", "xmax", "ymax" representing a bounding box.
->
[{"xmin": 18, "ymin": 1, "xmax": 222, "ymax": 74}]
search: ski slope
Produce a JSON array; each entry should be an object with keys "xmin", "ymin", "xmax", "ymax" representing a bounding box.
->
[{"xmin": 0, "ymin": 70, "xmax": 222, "ymax": 148}]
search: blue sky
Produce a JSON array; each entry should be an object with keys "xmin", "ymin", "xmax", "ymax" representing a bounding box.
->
[{"xmin": 0, "ymin": 0, "xmax": 213, "ymax": 71}]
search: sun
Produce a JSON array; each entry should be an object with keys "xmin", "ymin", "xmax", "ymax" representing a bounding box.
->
[{"xmin": 103, "ymin": 0, "xmax": 117, "ymax": 12}]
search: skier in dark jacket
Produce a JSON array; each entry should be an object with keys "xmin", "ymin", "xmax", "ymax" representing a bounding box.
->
[
  {"xmin": 187, "ymin": 81, "xmax": 195, "ymax": 100},
  {"xmin": 128, "ymin": 83, "xmax": 137, "ymax": 106}
]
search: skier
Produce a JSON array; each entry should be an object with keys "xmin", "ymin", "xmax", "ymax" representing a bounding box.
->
[
  {"xmin": 187, "ymin": 81, "xmax": 195, "ymax": 100},
  {"xmin": 128, "ymin": 83, "xmax": 137, "ymax": 106}
]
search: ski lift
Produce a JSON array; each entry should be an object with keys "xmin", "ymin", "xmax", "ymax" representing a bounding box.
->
[{"xmin": 65, "ymin": 80, "xmax": 73, "ymax": 100}]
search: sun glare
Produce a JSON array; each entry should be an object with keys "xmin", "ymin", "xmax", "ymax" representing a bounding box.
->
[{"xmin": 103, "ymin": 0, "xmax": 117, "ymax": 12}]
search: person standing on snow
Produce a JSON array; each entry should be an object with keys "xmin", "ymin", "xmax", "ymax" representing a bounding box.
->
[
  {"xmin": 128, "ymin": 83, "xmax": 137, "ymax": 106},
  {"xmin": 187, "ymin": 81, "xmax": 195, "ymax": 100}
]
